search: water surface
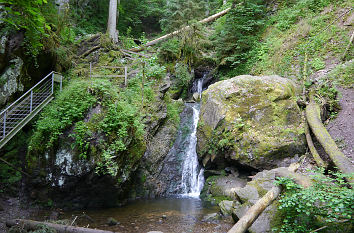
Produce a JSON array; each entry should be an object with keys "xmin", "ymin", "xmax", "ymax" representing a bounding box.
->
[{"xmin": 60, "ymin": 197, "xmax": 233, "ymax": 233}]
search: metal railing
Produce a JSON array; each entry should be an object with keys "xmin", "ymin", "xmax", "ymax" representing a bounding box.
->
[{"xmin": 0, "ymin": 71, "xmax": 63, "ymax": 149}]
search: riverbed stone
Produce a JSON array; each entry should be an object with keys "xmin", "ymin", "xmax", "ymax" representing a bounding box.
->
[
  {"xmin": 197, "ymin": 75, "xmax": 306, "ymax": 170},
  {"xmin": 219, "ymin": 200, "xmax": 234, "ymax": 216},
  {"xmin": 202, "ymin": 213, "xmax": 220, "ymax": 222},
  {"xmin": 107, "ymin": 217, "xmax": 119, "ymax": 226}
]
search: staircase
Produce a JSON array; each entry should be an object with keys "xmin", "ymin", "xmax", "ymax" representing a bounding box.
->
[{"xmin": 0, "ymin": 71, "xmax": 63, "ymax": 149}]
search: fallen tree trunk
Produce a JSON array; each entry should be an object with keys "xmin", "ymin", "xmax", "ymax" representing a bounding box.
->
[
  {"xmin": 273, "ymin": 167, "xmax": 313, "ymax": 188},
  {"xmin": 306, "ymin": 102, "xmax": 354, "ymax": 184},
  {"xmin": 130, "ymin": 7, "xmax": 231, "ymax": 52},
  {"xmin": 6, "ymin": 219, "xmax": 114, "ymax": 233},
  {"xmin": 227, "ymin": 186, "xmax": 282, "ymax": 233},
  {"xmin": 304, "ymin": 122, "xmax": 328, "ymax": 168},
  {"xmin": 227, "ymin": 165, "xmax": 312, "ymax": 233}
]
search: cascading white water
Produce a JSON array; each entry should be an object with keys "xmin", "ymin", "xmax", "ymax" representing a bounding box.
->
[
  {"xmin": 197, "ymin": 78, "xmax": 203, "ymax": 99},
  {"xmin": 180, "ymin": 104, "xmax": 205, "ymax": 197}
]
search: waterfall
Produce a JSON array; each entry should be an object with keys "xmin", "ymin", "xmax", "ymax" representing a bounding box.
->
[
  {"xmin": 180, "ymin": 104, "xmax": 205, "ymax": 197},
  {"xmin": 197, "ymin": 77, "xmax": 203, "ymax": 99}
]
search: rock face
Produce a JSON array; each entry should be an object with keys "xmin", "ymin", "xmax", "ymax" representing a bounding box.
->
[
  {"xmin": 197, "ymin": 75, "xmax": 306, "ymax": 170},
  {"xmin": 0, "ymin": 58, "xmax": 24, "ymax": 106}
]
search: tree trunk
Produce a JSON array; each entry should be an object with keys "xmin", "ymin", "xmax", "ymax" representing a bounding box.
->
[
  {"xmin": 107, "ymin": 0, "xmax": 118, "ymax": 43},
  {"xmin": 306, "ymin": 102, "xmax": 354, "ymax": 184},
  {"xmin": 227, "ymin": 186, "xmax": 282, "ymax": 233},
  {"xmin": 6, "ymin": 219, "xmax": 113, "ymax": 233},
  {"xmin": 304, "ymin": 122, "xmax": 327, "ymax": 168},
  {"xmin": 227, "ymin": 165, "xmax": 311, "ymax": 233},
  {"xmin": 130, "ymin": 7, "xmax": 231, "ymax": 52}
]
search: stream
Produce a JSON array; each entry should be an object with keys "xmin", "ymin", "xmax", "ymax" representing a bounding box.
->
[{"xmin": 57, "ymin": 197, "xmax": 232, "ymax": 233}]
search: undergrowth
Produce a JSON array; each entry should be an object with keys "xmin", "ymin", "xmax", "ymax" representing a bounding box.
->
[{"xmin": 273, "ymin": 169, "xmax": 354, "ymax": 233}]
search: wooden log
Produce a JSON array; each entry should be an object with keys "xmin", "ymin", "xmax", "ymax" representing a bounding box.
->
[
  {"xmin": 306, "ymin": 102, "xmax": 354, "ymax": 184},
  {"xmin": 227, "ymin": 165, "xmax": 311, "ymax": 233},
  {"xmin": 304, "ymin": 122, "xmax": 328, "ymax": 168},
  {"xmin": 6, "ymin": 219, "xmax": 114, "ymax": 233},
  {"xmin": 80, "ymin": 46, "xmax": 101, "ymax": 58},
  {"xmin": 130, "ymin": 8, "xmax": 231, "ymax": 52},
  {"xmin": 227, "ymin": 186, "xmax": 282, "ymax": 233}
]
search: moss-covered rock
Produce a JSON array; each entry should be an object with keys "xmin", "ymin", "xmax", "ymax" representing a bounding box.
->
[
  {"xmin": 231, "ymin": 168, "xmax": 284, "ymax": 233},
  {"xmin": 197, "ymin": 75, "xmax": 306, "ymax": 170}
]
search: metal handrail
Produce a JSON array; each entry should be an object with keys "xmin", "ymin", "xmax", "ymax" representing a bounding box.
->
[
  {"xmin": 0, "ymin": 71, "xmax": 54, "ymax": 116},
  {"xmin": 0, "ymin": 71, "xmax": 63, "ymax": 149}
]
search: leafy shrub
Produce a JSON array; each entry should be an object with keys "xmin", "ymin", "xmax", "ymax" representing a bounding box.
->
[
  {"xmin": 174, "ymin": 63, "xmax": 192, "ymax": 90},
  {"xmin": 273, "ymin": 169, "xmax": 354, "ymax": 233},
  {"xmin": 1, "ymin": 0, "xmax": 50, "ymax": 57},
  {"xmin": 159, "ymin": 39, "xmax": 181, "ymax": 63},
  {"xmin": 29, "ymin": 80, "xmax": 98, "ymax": 153}
]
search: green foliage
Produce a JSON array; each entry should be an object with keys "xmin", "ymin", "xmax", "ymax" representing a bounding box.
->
[
  {"xmin": 0, "ymin": 0, "xmax": 50, "ymax": 57},
  {"xmin": 95, "ymin": 101, "xmax": 144, "ymax": 177},
  {"xmin": 311, "ymin": 57, "xmax": 326, "ymax": 71},
  {"xmin": 327, "ymin": 61, "xmax": 354, "ymax": 87},
  {"xmin": 273, "ymin": 169, "xmax": 354, "ymax": 233},
  {"xmin": 214, "ymin": 0, "xmax": 266, "ymax": 75},
  {"xmin": 248, "ymin": 0, "xmax": 349, "ymax": 78},
  {"xmin": 68, "ymin": 0, "xmax": 165, "ymax": 37},
  {"xmin": 29, "ymin": 80, "xmax": 97, "ymax": 153},
  {"xmin": 159, "ymin": 38, "xmax": 181, "ymax": 63},
  {"xmin": 160, "ymin": 0, "xmax": 205, "ymax": 33},
  {"xmin": 174, "ymin": 63, "xmax": 193, "ymax": 91},
  {"xmin": 70, "ymin": 121, "xmax": 92, "ymax": 159}
]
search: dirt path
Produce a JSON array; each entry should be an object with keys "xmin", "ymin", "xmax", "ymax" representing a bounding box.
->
[
  {"xmin": 326, "ymin": 87, "xmax": 354, "ymax": 163},
  {"xmin": 0, "ymin": 196, "xmax": 36, "ymax": 232}
]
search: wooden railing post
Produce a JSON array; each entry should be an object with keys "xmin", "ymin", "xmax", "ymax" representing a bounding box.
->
[{"xmin": 124, "ymin": 66, "xmax": 128, "ymax": 87}]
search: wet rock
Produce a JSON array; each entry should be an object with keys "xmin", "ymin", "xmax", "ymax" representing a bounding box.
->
[
  {"xmin": 219, "ymin": 200, "xmax": 235, "ymax": 216},
  {"xmin": 203, "ymin": 174, "xmax": 247, "ymax": 199},
  {"xmin": 202, "ymin": 213, "xmax": 220, "ymax": 222},
  {"xmin": 107, "ymin": 217, "xmax": 119, "ymax": 226},
  {"xmin": 235, "ymin": 185, "xmax": 259, "ymax": 204},
  {"xmin": 197, "ymin": 75, "xmax": 306, "ymax": 170},
  {"xmin": 193, "ymin": 92, "xmax": 200, "ymax": 102}
]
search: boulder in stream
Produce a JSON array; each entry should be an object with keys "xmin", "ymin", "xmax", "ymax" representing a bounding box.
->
[{"xmin": 197, "ymin": 75, "xmax": 306, "ymax": 170}]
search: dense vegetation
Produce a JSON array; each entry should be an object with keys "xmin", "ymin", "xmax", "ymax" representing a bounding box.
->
[{"xmin": 0, "ymin": 0, "xmax": 353, "ymax": 232}]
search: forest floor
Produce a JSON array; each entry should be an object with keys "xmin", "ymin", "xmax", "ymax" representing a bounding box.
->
[{"xmin": 0, "ymin": 196, "xmax": 35, "ymax": 232}]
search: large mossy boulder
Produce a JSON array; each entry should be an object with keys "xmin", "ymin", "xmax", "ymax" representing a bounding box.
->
[{"xmin": 197, "ymin": 75, "xmax": 306, "ymax": 170}]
